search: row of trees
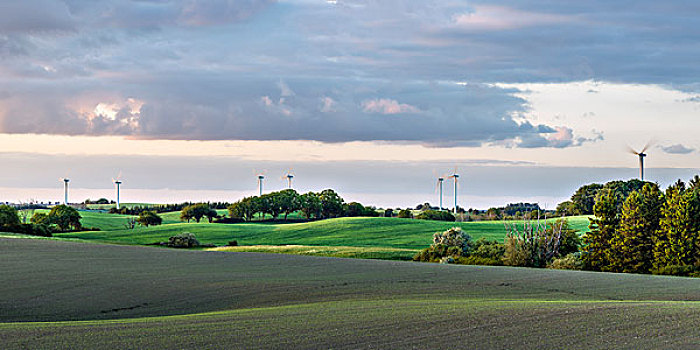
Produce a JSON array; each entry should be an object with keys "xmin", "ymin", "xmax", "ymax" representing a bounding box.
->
[
  {"xmin": 583, "ymin": 179, "xmax": 700, "ymax": 276},
  {"xmin": 0, "ymin": 204, "xmax": 83, "ymax": 236},
  {"xmin": 110, "ymin": 202, "xmax": 231, "ymax": 215},
  {"xmin": 226, "ymin": 189, "xmax": 379, "ymax": 222}
]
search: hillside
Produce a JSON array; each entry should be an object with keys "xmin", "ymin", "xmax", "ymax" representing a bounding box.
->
[
  {"xmin": 57, "ymin": 215, "xmax": 591, "ymax": 253},
  {"xmin": 1, "ymin": 238, "xmax": 698, "ymax": 349}
]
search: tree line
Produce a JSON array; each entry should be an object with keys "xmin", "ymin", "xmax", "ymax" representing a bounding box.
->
[
  {"xmin": 227, "ymin": 189, "xmax": 378, "ymax": 222},
  {"xmin": 582, "ymin": 178, "xmax": 700, "ymax": 276}
]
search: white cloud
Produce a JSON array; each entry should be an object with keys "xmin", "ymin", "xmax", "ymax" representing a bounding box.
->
[
  {"xmin": 320, "ymin": 96, "xmax": 336, "ymax": 113},
  {"xmin": 361, "ymin": 98, "xmax": 420, "ymax": 115}
]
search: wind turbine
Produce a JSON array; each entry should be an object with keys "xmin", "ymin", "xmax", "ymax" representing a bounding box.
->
[
  {"xmin": 254, "ymin": 171, "xmax": 266, "ymax": 196},
  {"xmin": 283, "ymin": 168, "xmax": 295, "ymax": 189},
  {"xmin": 448, "ymin": 168, "xmax": 459, "ymax": 214},
  {"xmin": 113, "ymin": 172, "xmax": 123, "ymax": 210},
  {"xmin": 628, "ymin": 142, "xmax": 651, "ymax": 181},
  {"xmin": 434, "ymin": 173, "xmax": 445, "ymax": 211},
  {"xmin": 61, "ymin": 177, "xmax": 70, "ymax": 205}
]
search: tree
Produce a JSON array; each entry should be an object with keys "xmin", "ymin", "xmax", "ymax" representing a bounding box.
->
[
  {"xmin": 47, "ymin": 205, "xmax": 82, "ymax": 231},
  {"xmin": 582, "ymin": 189, "xmax": 620, "ymax": 271},
  {"xmin": 181, "ymin": 203, "xmax": 217, "ymax": 223},
  {"xmin": 555, "ymin": 200, "xmax": 577, "ymax": 216},
  {"xmin": 300, "ymin": 192, "xmax": 322, "ymax": 219},
  {"xmin": 653, "ymin": 181, "xmax": 700, "ymax": 272},
  {"xmin": 137, "ymin": 211, "xmax": 163, "ymax": 227},
  {"xmin": 0, "ymin": 205, "xmax": 20, "ymax": 227},
  {"xmin": 30, "ymin": 212, "xmax": 49, "ymax": 225},
  {"xmin": 608, "ymin": 184, "xmax": 662, "ymax": 274},
  {"xmin": 416, "ymin": 210, "xmax": 455, "ymax": 222},
  {"xmin": 277, "ymin": 189, "xmax": 301, "ymax": 220},
  {"xmin": 319, "ymin": 189, "xmax": 344, "ymax": 218},
  {"xmin": 570, "ymin": 183, "xmax": 603, "ymax": 215}
]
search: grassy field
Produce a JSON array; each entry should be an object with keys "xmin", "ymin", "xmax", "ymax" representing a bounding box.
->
[
  {"xmin": 1, "ymin": 238, "xmax": 699, "ymax": 349},
  {"xmin": 56, "ymin": 216, "xmax": 591, "ymax": 259}
]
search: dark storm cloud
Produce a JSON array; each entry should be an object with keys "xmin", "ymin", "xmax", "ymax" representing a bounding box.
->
[{"xmin": 0, "ymin": 0, "xmax": 697, "ymax": 144}]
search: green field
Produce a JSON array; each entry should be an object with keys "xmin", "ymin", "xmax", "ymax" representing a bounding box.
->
[
  {"xmin": 1, "ymin": 238, "xmax": 699, "ymax": 349},
  {"xmin": 56, "ymin": 215, "xmax": 591, "ymax": 259}
]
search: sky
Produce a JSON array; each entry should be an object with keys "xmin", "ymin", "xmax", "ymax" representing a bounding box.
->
[{"xmin": 1, "ymin": 0, "xmax": 700, "ymax": 208}]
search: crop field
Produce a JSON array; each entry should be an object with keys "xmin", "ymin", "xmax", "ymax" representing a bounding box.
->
[
  {"xmin": 55, "ymin": 215, "xmax": 591, "ymax": 259},
  {"xmin": 1, "ymin": 238, "xmax": 699, "ymax": 349}
]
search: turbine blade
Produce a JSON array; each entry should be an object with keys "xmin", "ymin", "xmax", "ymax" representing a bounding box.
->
[
  {"xmin": 626, "ymin": 145, "xmax": 639, "ymax": 155},
  {"xmin": 641, "ymin": 140, "xmax": 655, "ymax": 153}
]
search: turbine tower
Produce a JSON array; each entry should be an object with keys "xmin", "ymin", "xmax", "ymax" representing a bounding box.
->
[
  {"xmin": 436, "ymin": 177, "xmax": 444, "ymax": 210},
  {"xmin": 257, "ymin": 174, "xmax": 265, "ymax": 196},
  {"xmin": 448, "ymin": 169, "xmax": 459, "ymax": 214},
  {"xmin": 62, "ymin": 178, "xmax": 70, "ymax": 205},
  {"xmin": 284, "ymin": 168, "xmax": 295, "ymax": 189},
  {"xmin": 113, "ymin": 180, "xmax": 122, "ymax": 210},
  {"xmin": 629, "ymin": 143, "xmax": 651, "ymax": 181}
]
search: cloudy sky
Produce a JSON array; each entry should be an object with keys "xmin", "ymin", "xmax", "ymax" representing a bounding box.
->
[{"xmin": 1, "ymin": 0, "xmax": 700, "ymax": 208}]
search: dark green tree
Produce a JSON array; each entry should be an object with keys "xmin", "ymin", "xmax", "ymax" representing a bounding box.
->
[
  {"xmin": 0, "ymin": 205, "xmax": 20, "ymax": 227},
  {"xmin": 47, "ymin": 205, "xmax": 82, "ymax": 231},
  {"xmin": 570, "ymin": 183, "xmax": 604, "ymax": 215},
  {"xmin": 609, "ymin": 183, "xmax": 662, "ymax": 274},
  {"xmin": 319, "ymin": 189, "xmax": 344, "ymax": 218},
  {"xmin": 277, "ymin": 189, "xmax": 301, "ymax": 220},
  {"xmin": 181, "ymin": 203, "xmax": 216, "ymax": 223},
  {"xmin": 300, "ymin": 192, "xmax": 322, "ymax": 219},
  {"xmin": 583, "ymin": 189, "xmax": 620, "ymax": 271},
  {"xmin": 137, "ymin": 210, "xmax": 163, "ymax": 227},
  {"xmin": 653, "ymin": 181, "xmax": 700, "ymax": 272}
]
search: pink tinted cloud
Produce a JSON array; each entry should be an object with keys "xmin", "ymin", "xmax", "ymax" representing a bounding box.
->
[
  {"xmin": 361, "ymin": 98, "xmax": 420, "ymax": 115},
  {"xmin": 453, "ymin": 5, "xmax": 573, "ymax": 31}
]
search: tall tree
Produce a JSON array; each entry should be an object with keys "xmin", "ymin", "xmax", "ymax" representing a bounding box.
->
[
  {"xmin": 654, "ymin": 181, "xmax": 700, "ymax": 271},
  {"xmin": 610, "ymin": 183, "xmax": 662, "ymax": 274},
  {"xmin": 570, "ymin": 183, "xmax": 604, "ymax": 215},
  {"xmin": 583, "ymin": 189, "xmax": 620, "ymax": 271}
]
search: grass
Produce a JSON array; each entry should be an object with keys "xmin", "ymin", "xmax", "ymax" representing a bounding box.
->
[
  {"xmin": 1, "ymin": 238, "xmax": 699, "ymax": 349},
  {"xmin": 57, "ymin": 215, "xmax": 591, "ymax": 260},
  {"xmin": 209, "ymin": 245, "xmax": 419, "ymax": 260}
]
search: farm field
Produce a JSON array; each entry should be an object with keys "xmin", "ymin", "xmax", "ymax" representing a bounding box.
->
[
  {"xmin": 55, "ymin": 214, "xmax": 592, "ymax": 259},
  {"xmin": 1, "ymin": 238, "xmax": 699, "ymax": 349}
]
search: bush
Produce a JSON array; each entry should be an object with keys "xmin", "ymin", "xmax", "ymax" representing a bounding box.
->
[
  {"xmin": 398, "ymin": 209, "xmax": 413, "ymax": 218},
  {"xmin": 227, "ymin": 240, "xmax": 238, "ymax": 246},
  {"xmin": 2, "ymin": 223, "xmax": 53, "ymax": 237},
  {"xmin": 414, "ymin": 227, "xmax": 471, "ymax": 262},
  {"xmin": 471, "ymin": 238, "xmax": 505, "ymax": 261},
  {"xmin": 549, "ymin": 253, "xmax": 584, "ymax": 270},
  {"xmin": 168, "ymin": 232, "xmax": 200, "ymax": 248},
  {"xmin": 416, "ymin": 210, "xmax": 455, "ymax": 222},
  {"xmin": 652, "ymin": 265, "xmax": 697, "ymax": 277}
]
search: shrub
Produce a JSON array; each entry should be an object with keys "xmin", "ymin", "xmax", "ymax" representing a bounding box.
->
[
  {"xmin": 471, "ymin": 238, "xmax": 505, "ymax": 261},
  {"xmin": 457, "ymin": 255, "xmax": 502, "ymax": 266},
  {"xmin": 549, "ymin": 253, "xmax": 584, "ymax": 270},
  {"xmin": 168, "ymin": 232, "xmax": 200, "ymax": 248},
  {"xmin": 652, "ymin": 265, "xmax": 697, "ymax": 277},
  {"xmin": 503, "ymin": 219, "xmax": 574, "ymax": 268},
  {"xmin": 398, "ymin": 209, "xmax": 413, "ymax": 218},
  {"xmin": 2, "ymin": 223, "xmax": 53, "ymax": 237},
  {"xmin": 227, "ymin": 240, "xmax": 238, "ymax": 246},
  {"xmin": 416, "ymin": 210, "xmax": 455, "ymax": 222},
  {"xmin": 414, "ymin": 227, "xmax": 471, "ymax": 262}
]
